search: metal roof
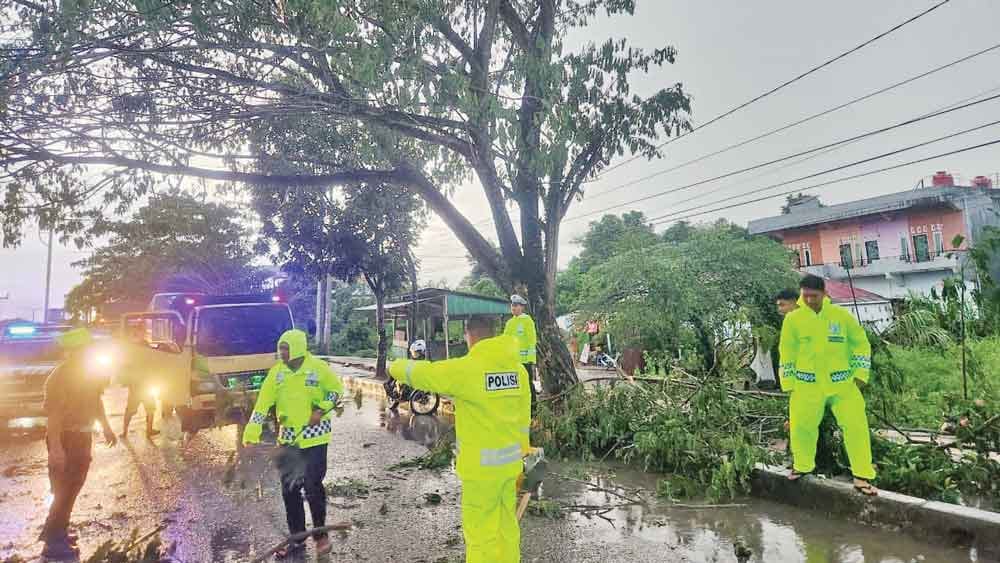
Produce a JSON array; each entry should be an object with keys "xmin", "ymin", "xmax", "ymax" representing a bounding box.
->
[
  {"xmin": 354, "ymin": 288, "xmax": 509, "ymax": 318},
  {"xmin": 824, "ymin": 279, "xmax": 889, "ymax": 304},
  {"xmin": 747, "ymin": 187, "xmax": 979, "ymax": 234}
]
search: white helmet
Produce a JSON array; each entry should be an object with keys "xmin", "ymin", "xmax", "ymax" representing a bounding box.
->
[
  {"xmin": 409, "ymin": 340, "xmax": 427, "ymax": 354},
  {"xmin": 510, "ymin": 294, "xmax": 528, "ymax": 306}
]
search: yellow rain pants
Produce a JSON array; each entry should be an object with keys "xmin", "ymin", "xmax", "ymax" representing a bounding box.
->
[{"xmin": 461, "ymin": 477, "xmax": 520, "ymax": 563}]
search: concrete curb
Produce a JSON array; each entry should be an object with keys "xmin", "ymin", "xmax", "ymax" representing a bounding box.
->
[{"xmin": 752, "ymin": 464, "xmax": 1000, "ymax": 556}]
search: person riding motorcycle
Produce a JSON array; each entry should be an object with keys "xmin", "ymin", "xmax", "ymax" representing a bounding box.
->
[{"xmin": 385, "ymin": 340, "xmax": 428, "ymax": 410}]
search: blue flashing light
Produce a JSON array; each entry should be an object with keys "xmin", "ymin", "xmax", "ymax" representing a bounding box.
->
[{"xmin": 7, "ymin": 325, "xmax": 36, "ymax": 336}]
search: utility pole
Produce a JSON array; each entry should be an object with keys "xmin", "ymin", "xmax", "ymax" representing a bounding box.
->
[
  {"xmin": 323, "ymin": 275, "xmax": 334, "ymax": 353},
  {"xmin": 42, "ymin": 228, "xmax": 54, "ymax": 325},
  {"xmin": 844, "ymin": 261, "xmax": 862, "ymax": 324}
]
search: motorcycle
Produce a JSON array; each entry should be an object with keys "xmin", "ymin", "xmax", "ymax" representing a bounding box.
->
[
  {"xmin": 384, "ymin": 379, "xmax": 440, "ymax": 416},
  {"xmin": 591, "ymin": 351, "xmax": 619, "ymax": 370}
]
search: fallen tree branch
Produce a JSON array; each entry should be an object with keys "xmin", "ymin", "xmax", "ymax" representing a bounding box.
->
[
  {"xmin": 936, "ymin": 413, "xmax": 1000, "ymax": 451},
  {"xmin": 669, "ymin": 503, "xmax": 747, "ymax": 509},
  {"xmin": 550, "ymin": 472, "xmax": 644, "ymax": 505},
  {"xmin": 250, "ymin": 523, "xmax": 353, "ymax": 563},
  {"xmin": 870, "ymin": 409, "xmax": 920, "ymax": 445}
]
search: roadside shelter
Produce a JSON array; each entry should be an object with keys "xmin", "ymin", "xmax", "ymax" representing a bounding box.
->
[{"xmin": 354, "ymin": 288, "xmax": 510, "ymax": 359}]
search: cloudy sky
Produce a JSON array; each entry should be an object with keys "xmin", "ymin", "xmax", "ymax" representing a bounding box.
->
[{"xmin": 3, "ymin": 0, "xmax": 999, "ymax": 318}]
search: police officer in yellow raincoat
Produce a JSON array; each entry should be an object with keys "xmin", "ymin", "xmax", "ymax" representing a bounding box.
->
[
  {"xmin": 780, "ymin": 275, "xmax": 878, "ymax": 496},
  {"xmin": 243, "ymin": 329, "xmax": 345, "ymax": 557},
  {"xmin": 503, "ymin": 294, "xmax": 538, "ymax": 407},
  {"xmin": 389, "ymin": 316, "xmax": 531, "ymax": 563}
]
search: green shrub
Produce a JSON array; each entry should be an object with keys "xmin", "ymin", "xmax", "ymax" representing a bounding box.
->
[{"xmin": 536, "ymin": 380, "xmax": 783, "ymax": 502}]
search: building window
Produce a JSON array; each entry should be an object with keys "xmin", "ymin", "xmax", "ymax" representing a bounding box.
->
[
  {"xmin": 912, "ymin": 234, "xmax": 930, "ymax": 263},
  {"xmin": 839, "ymin": 244, "xmax": 854, "ymax": 269},
  {"xmin": 804, "ymin": 249, "xmax": 813, "ymax": 266},
  {"xmin": 933, "ymin": 231, "xmax": 944, "ymax": 256},
  {"xmin": 900, "ymin": 236, "xmax": 910, "ymax": 262},
  {"xmin": 865, "ymin": 240, "xmax": 880, "ymax": 262}
]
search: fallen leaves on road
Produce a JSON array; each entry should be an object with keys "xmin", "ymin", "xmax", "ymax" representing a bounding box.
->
[
  {"xmin": 325, "ymin": 478, "xmax": 371, "ymax": 499},
  {"xmin": 388, "ymin": 439, "xmax": 454, "ymax": 471}
]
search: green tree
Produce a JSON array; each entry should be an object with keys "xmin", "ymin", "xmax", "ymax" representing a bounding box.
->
[
  {"xmin": 1, "ymin": 0, "xmax": 691, "ymax": 393},
  {"xmin": 556, "ymin": 211, "xmax": 660, "ymax": 313},
  {"xmin": 574, "ymin": 223, "xmax": 797, "ymax": 371},
  {"xmin": 970, "ymin": 226, "xmax": 1000, "ymax": 334},
  {"xmin": 255, "ymin": 182, "xmax": 424, "ymax": 376},
  {"xmin": 458, "ymin": 250, "xmax": 506, "ymax": 299},
  {"xmin": 65, "ymin": 191, "xmax": 255, "ymax": 318}
]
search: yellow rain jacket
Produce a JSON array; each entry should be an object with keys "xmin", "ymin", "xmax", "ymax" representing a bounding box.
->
[
  {"xmin": 779, "ymin": 296, "xmax": 876, "ymax": 480},
  {"xmin": 390, "ymin": 334, "xmax": 530, "ymax": 563},
  {"xmin": 389, "ymin": 334, "xmax": 531, "ymax": 481},
  {"xmin": 242, "ymin": 330, "xmax": 344, "ymax": 449},
  {"xmin": 779, "ymin": 296, "xmax": 871, "ymax": 392},
  {"xmin": 503, "ymin": 314, "xmax": 537, "ymax": 365}
]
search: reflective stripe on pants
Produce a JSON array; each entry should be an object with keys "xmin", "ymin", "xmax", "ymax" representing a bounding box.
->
[
  {"xmin": 480, "ymin": 444, "xmax": 522, "ymax": 467},
  {"xmin": 461, "ymin": 477, "xmax": 520, "ymax": 563}
]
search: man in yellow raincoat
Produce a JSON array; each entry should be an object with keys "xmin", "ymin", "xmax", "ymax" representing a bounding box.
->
[
  {"xmin": 243, "ymin": 329, "xmax": 345, "ymax": 557},
  {"xmin": 780, "ymin": 275, "xmax": 877, "ymax": 496},
  {"xmin": 504, "ymin": 294, "xmax": 538, "ymax": 408},
  {"xmin": 389, "ymin": 316, "xmax": 531, "ymax": 563}
]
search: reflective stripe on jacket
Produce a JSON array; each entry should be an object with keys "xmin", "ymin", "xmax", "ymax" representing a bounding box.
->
[
  {"xmin": 779, "ymin": 296, "xmax": 872, "ymax": 392},
  {"xmin": 389, "ymin": 334, "xmax": 531, "ymax": 480}
]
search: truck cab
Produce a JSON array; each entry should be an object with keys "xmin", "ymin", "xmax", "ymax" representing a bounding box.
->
[{"xmin": 127, "ymin": 293, "xmax": 293, "ymax": 433}]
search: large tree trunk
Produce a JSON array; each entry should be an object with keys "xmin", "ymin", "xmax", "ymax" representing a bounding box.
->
[{"xmin": 533, "ymin": 296, "xmax": 578, "ymax": 394}]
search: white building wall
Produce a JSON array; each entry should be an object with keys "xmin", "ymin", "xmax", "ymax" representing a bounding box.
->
[{"xmin": 852, "ymin": 302, "xmax": 894, "ymax": 331}]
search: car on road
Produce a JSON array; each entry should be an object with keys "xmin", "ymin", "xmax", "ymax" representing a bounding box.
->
[{"xmin": 0, "ymin": 323, "xmax": 69, "ymax": 431}]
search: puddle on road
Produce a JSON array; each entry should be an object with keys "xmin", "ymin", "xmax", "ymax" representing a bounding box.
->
[
  {"xmin": 540, "ymin": 462, "xmax": 991, "ymax": 563},
  {"xmin": 209, "ymin": 523, "xmax": 252, "ymax": 563},
  {"xmin": 378, "ymin": 409, "xmax": 450, "ymax": 448},
  {"xmin": 366, "ymin": 403, "xmax": 992, "ymax": 563}
]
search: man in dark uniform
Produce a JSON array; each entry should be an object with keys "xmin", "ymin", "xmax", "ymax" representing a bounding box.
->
[{"xmin": 40, "ymin": 328, "xmax": 117, "ymax": 560}]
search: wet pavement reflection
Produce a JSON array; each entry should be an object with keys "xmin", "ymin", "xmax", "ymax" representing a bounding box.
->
[{"xmin": 0, "ymin": 382, "xmax": 995, "ymax": 562}]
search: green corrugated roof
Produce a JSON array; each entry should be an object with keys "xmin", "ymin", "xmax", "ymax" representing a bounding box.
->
[{"xmin": 446, "ymin": 293, "xmax": 510, "ymax": 317}]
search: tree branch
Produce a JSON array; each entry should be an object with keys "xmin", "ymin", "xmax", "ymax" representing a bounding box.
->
[
  {"xmin": 6, "ymin": 148, "xmax": 405, "ymax": 188},
  {"xmin": 498, "ymin": 1, "xmax": 532, "ymax": 52}
]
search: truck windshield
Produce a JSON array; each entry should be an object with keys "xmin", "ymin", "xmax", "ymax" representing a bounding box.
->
[{"xmin": 195, "ymin": 305, "xmax": 293, "ymax": 357}]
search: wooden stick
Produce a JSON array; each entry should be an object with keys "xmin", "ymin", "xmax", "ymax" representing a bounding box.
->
[
  {"xmin": 516, "ymin": 492, "xmax": 532, "ymax": 520},
  {"xmin": 250, "ymin": 522, "xmax": 353, "ymax": 563}
]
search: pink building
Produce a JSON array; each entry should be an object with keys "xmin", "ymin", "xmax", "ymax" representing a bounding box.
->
[{"xmin": 748, "ymin": 176, "xmax": 1000, "ymax": 299}]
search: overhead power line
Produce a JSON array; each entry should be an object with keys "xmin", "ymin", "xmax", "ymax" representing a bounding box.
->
[
  {"xmin": 420, "ymin": 41, "xmax": 997, "ymax": 247},
  {"xmin": 586, "ymin": 40, "xmax": 1000, "ymax": 201},
  {"xmin": 565, "ymin": 92, "xmax": 1000, "ymax": 224},
  {"xmin": 595, "ymin": 0, "xmax": 954, "ymax": 177},
  {"xmin": 648, "ymin": 136, "xmax": 1000, "ymax": 227},
  {"xmin": 637, "ymin": 81, "xmax": 1000, "ymax": 216}
]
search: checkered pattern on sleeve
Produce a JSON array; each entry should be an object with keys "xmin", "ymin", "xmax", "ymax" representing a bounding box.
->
[{"xmin": 300, "ymin": 419, "xmax": 332, "ymax": 440}]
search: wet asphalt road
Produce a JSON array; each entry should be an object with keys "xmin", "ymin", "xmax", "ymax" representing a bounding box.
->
[{"xmin": 0, "ymin": 366, "xmax": 991, "ymax": 563}]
